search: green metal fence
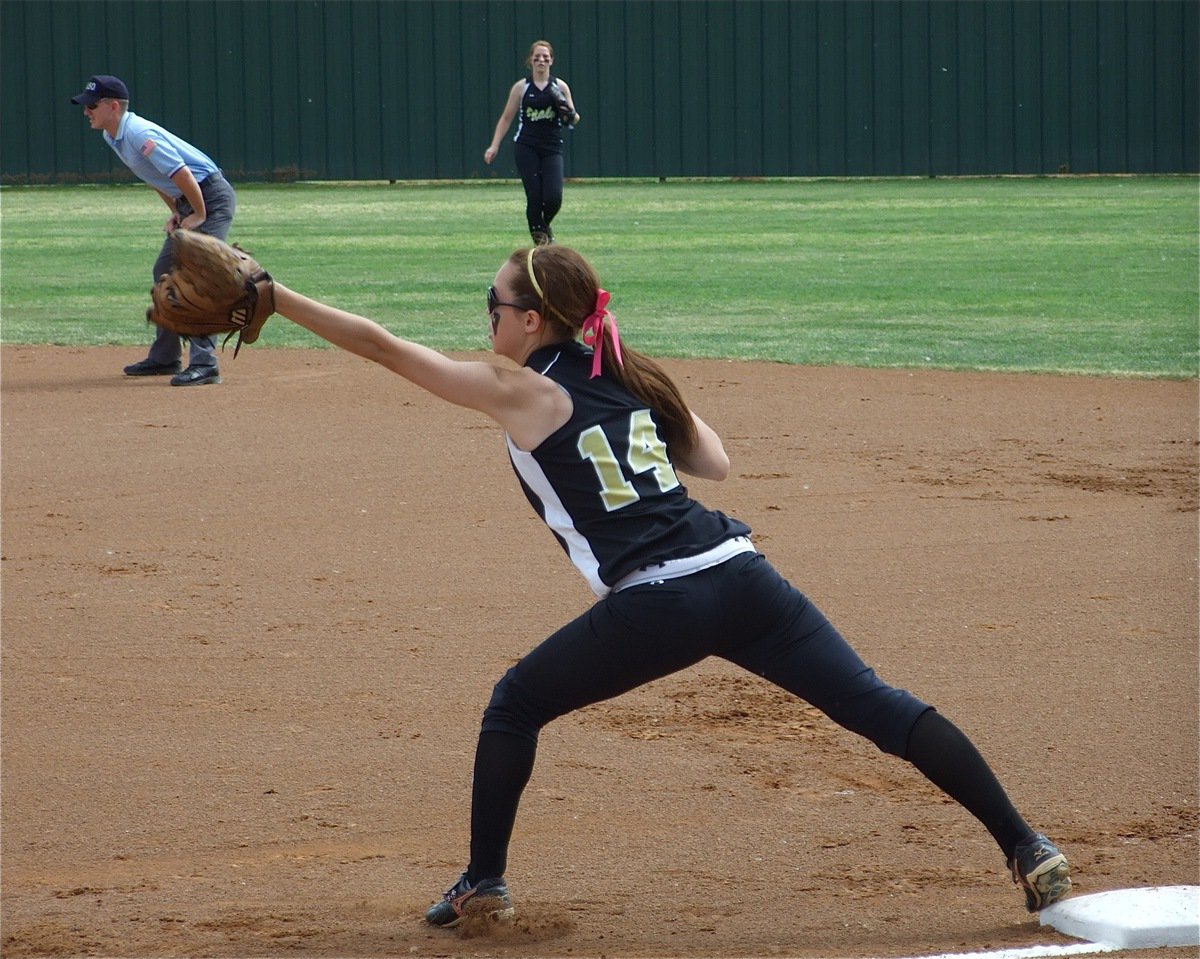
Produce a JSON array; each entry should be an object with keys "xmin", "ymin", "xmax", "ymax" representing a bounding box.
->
[{"xmin": 2, "ymin": 0, "xmax": 1196, "ymax": 183}]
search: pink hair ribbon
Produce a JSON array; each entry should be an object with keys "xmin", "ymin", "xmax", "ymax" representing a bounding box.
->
[{"xmin": 580, "ymin": 289, "xmax": 622, "ymax": 379}]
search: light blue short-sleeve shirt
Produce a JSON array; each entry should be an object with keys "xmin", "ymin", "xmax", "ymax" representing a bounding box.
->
[{"xmin": 104, "ymin": 111, "xmax": 220, "ymax": 196}]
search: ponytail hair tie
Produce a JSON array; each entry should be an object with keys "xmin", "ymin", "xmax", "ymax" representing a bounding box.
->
[{"xmin": 580, "ymin": 289, "xmax": 622, "ymax": 379}]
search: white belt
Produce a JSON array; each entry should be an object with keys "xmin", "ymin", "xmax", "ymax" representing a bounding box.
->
[{"xmin": 612, "ymin": 536, "xmax": 757, "ymax": 593}]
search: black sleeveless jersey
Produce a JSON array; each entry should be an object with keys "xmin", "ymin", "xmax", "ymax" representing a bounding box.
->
[
  {"xmin": 506, "ymin": 341, "xmax": 752, "ymax": 597},
  {"xmin": 514, "ymin": 76, "xmax": 566, "ymax": 153}
]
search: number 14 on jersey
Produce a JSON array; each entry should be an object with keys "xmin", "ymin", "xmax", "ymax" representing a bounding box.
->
[{"xmin": 577, "ymin": 410, "xmax": 681, "ymax": 512}]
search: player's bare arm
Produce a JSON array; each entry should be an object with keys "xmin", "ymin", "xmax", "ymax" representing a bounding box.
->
[
  {"xmin": 484, "ymin": 82, "xmax": 524, "ymax": 164},
  {"xmin": 672, "ymin": 412, "xmax": 730, "ymax": 481},
  {"xmin": 273, "ymin": 284, "xmax": 570, "ymax": 447}
]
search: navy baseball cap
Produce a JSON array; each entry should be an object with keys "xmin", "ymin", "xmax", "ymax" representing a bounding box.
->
[{"xmin": 71, "ymin": 75, "xmax": 129, "ymax": 105}]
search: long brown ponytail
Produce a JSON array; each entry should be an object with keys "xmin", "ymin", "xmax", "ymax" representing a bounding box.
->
[{"xmin": 510, "ymin": 246, "xmax": 698, "ymax": 454}]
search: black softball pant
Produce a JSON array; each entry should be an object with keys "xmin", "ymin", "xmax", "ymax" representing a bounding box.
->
[
  {"xmin": 513, "ymin": 141, "xmax": 563, "ymax": 236},
  {"xmin": 465, "ymin": 552, "xmax": 1033, "ymax": 880},
  {"xmin": 463, "ymin": 552, "xmax": 1036, "ymax": 883}
]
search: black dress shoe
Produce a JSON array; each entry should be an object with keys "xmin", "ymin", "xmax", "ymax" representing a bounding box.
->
[
  {"xmin": 124, "ymin": 358, "xmax": 181, "ymax": 376},
  {"xmin": 170, "ymin": 365, "xmax": 221, "ymax": 387}
]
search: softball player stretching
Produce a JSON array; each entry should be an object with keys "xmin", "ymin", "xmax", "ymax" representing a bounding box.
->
[{"xmin": 271, "ymin": 245, "xmax": 1071, "ymax": 928}]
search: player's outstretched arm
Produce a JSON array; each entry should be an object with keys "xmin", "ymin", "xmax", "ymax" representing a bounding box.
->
[
  {"xmin": 272, "ymin": 284, "xmax": 568, "ymax": 448},
  {"xmin": 274, "ymin": 284, "xmax": 496, "ymax": 404}
]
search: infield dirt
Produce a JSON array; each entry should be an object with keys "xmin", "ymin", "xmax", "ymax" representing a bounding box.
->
[{"xmin": 2, "ymin": 345, "xmax": 1197, "ymax": 959}]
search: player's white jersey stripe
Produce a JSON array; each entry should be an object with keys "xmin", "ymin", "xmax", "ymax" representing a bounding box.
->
[{"xmin": 506, "ymin": 434, "xmax": 607, "ymax": 598}]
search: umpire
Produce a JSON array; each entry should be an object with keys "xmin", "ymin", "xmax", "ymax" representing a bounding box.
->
[{"xmin": 72, "ymin": 74, "xmax": 235, "ymax": 386}]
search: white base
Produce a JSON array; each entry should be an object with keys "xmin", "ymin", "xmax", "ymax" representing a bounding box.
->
[{"xmin": 1040, "ymin": 886, "xmax": 1200, "ymax": 949}]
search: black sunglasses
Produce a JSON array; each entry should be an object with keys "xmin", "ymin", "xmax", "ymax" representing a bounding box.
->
[
  {"xmin": 487, "ymin": 286, "xmax": 527, "ymax": 315},
  {"xmin": 84, "ymin": 99, "xmax": 109, "ymax": 111}
]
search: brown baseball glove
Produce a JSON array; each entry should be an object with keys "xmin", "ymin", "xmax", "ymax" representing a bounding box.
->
[{"xmin": 147, "ymin": 229, "xmax": 275, "ymax": 356}]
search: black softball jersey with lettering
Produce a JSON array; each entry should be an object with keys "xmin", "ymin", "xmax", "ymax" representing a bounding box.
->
[
  {"xmin": 506, "ymin": 341, "xmax": 751, "ymax": 598},
  {"xmin": 514, "ymin": 77, "xmax": 567, "ymax": 153}
]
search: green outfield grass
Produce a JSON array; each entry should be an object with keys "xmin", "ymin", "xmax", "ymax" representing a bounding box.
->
[{"xmin": 2, "ymin": 176, "xmax": 1196, "ymax": 376}]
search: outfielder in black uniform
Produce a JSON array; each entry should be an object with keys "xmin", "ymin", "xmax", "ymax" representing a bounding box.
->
[
  {"xmin": 270, "ymin": 246, "xmax": 1071, "ymax": 930},
  {"xmin": 484, "ymin": 40, "xmax": 579, "ymax": 246}
]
